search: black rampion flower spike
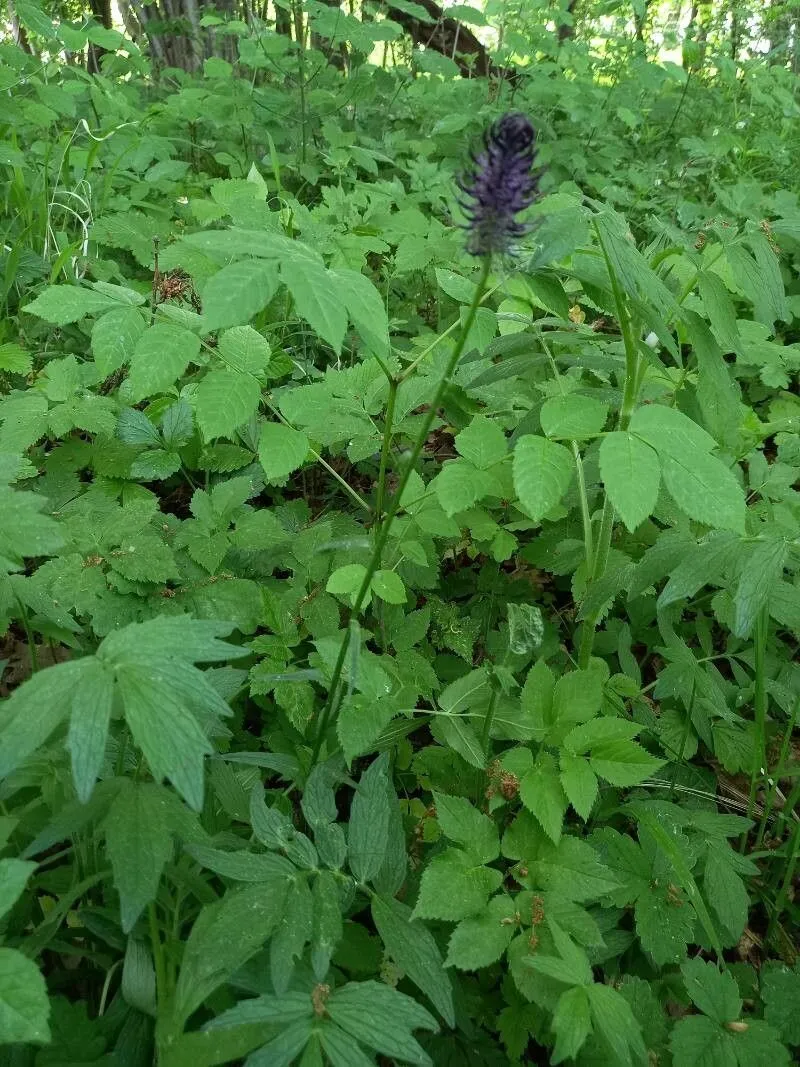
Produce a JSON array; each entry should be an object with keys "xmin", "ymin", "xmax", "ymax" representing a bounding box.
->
[{"xmin": 458, "ymin": 112, "xmax": 539, "ymax": 257}]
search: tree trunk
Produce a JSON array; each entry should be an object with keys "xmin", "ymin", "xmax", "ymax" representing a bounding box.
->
[
  {"xmin": 633, "ymin": 0, "xmax": 651, "ymax": 45},
  {"xmin": 87, "ymin": 0, "xmax": 114, "ymax": 72},
  {"xmin": 7, "ymin": 0, "xmax": 34, "ymax": 54},
  {"xmin": 275, "ymin": 0, "xmax": 292, "ymax": 37},
  {"xmin": 557, "ymin": 0, "xmax": 579, "ymax": 44},
  {"xmin": 386, "ymin": 0, "xmax": 499, "ymax": 77}
]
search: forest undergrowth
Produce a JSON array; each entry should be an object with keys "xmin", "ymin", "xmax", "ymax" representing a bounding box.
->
[{"xmin": 0, "ymin": 2, "xmax": 799, "ymax": 1064}]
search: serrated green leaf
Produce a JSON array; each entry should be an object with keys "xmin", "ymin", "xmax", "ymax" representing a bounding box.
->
[
  {"xmin": 629, "ymin": 403, "xmax": 717, "ymax": 456},
  {"xmin": 413, "ymin": 848, "xmax": 502, "ymax": 921},
  {"xmin": 258, "ymin": 421, "xmax": 308, "ymax": 482},
  {"xmin": 454, "ymin": 415, "xmax": 507, "ymax": 468},
  {"xmin": 698, "ymin": 270, "xmax": 742, "ymax": 356},
  {"xmin": 337, "ymin": 694, "xmax": 396, "ymax": 764},
  {"xmin": 599, "ymin": 431, "xmax": 660, "ymax": 532},
  {"xmin": 327, "ymin": 563, "xmax": 367, "ymax": 603},
  {"xmin": 0, "ymin": 948, "xmax": 50, "ymax": 1045},
  {"xmin": 348, "ymin": 754, "xmax": 391, "ymax": 884},
  {"xmin": 105, "ymin": 780, "xmax": 174, "ymax": 932},
  {"xmin": 669, "ymin": 1015, "xmax": 734, "ymax": 1067},
  {"xmin": 66, "ymin": 656, "xmax": 114, "ymax": 804},
  {"xmin": 326, "ymin": 981, "xmax": 437, "ymax": 1065},
  {"xmin": 281, "ymin": 259, "xmax": 347, "ymax": 354},
  {"xmin": 540, "ymin": 394, "xmax": 609, "ymax": 439},
  {"xmin": 681, "ymin": 957, "xmax": 740, "ymax": 1023},
  {"xmin": 589, "ymin": 738, "xmax": 663, "ymax": 786},
  {"xmin": 201, "ymin": 260, "xmax": 280, "ymax": 331},
  {"xmin": 0, "ymin": 343, "xmax": 33, "ymax": 375},
  {"xmin": 173, "ymin": 882, "xmax": 289, "ymax": 1030},
  {"xmin": 330, "ymin": 268, "xmax": 390, "ymax": 358},
  {"xmin": 704, "ymin": 844, "xmax": 749, "ymax": 944},
  {"xmin": 0, "ymin": 859, "xmax": 36, "ymax": 922},
  {"xmin": 370, "ymin": 569, "xmax": 406, "ymax": 604},
  {"xmin": 91, "ymin": 307, "xmax": 147, "ymax": 376},
  {"xmin": 513, "ymin": 435, "xmax": 573, "ymax": 522},
  {"xmin": 433, "ymin": 792, "xmax": 499, "ymax": 865},
  {"xmin": 559, "ymin": 755, "xmax": 598, "ymax": 821},
  {"xmin": 445, "ymin": 893, "xmax": 515, "ymax": 970},
  {"xmin": 586, "ymin": 981, "xmax": 648, "ymax": 1067},
  {"xmin": 371, "ymin": 895, "xmax": 454, "ymax": 1026},
  {"xmin": 0, "ymin": 659, "xmax": 88, "ymax": 780},
  {"xmin": 733, "ymin": 538, "xmax": 788, "ymax": 638},
  {"xmin": 432, "ymin": 460, "xmax": 481, "ymax": 516},
  {"xmin": 635, "ymin": 884, "xmax": 694, "ymax": 965},
  {"xmin": 658, "ymin": 532, "xmax": 741, "ymax": 608},
  {"xmin": 218, "ymin": 325, "xmax": 272, "ymax": 374},
  {"xmin": 23, "ymin": 285, "xmax": 117, "ymax": 325},
  {"xmin": 125, "ymin": 324, "xmax": 201, "ymax": 403},
  {"xmin": 196, "ymin": 369, "xmax": 261, "ymax": 441},
  {"xmin": 115, "ymin": 661, "xmax": 213, "ymax": 811},
  {"xmin": 552, "ymin": 985, "xmax": 591, "ymax": 1064},
  {"xmin": 661, "ymin": 450, "xmax": 746, "ymax": 534},
  {"xmin": 520, "ymin": 754, "xmax": 567, "ymax": 844},
  {"xmin": 761, "ymin": 962, "xmax": 800, "ymax": 1046}
]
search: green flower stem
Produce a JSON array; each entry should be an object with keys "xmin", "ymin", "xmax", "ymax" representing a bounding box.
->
[
  {"xmin": 744, "ymin": 605, "xmax": 769, "ymax": 849},
  {"xmin": 756, "ymin": 693, "xmax": 800, "ymax": 850},
  {"xmin": 375, "ymin": 375, "xmax": 399, "ymax": 528},
  {"xmin": 310, "ymin": 256, "xmax": 493, "ymax": 765},
  {"xmin": 768, "ymin": 816, "xmax": 800, "ymax": 945},
  {"xmin": 149, "ymin": 901, "xmax": 167, "ymax": 1016},
  {"xmin": 538, "ymin": 328, "xmax": 594, "ymax": 575},
  {"xmin": 578, "ymin": 221, "xmax": 642, "ymax": 669}
]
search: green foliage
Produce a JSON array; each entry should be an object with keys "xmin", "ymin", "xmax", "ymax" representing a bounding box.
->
[{"xmin": 0, "ymin": 2, "xmax": 798, "ymax": 1064}]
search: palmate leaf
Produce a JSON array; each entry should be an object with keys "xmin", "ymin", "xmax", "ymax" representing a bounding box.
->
[
  {"xmin": 371, "ymin": 896, "xmax": 455, "ymax": 1026},
  {"xmin": 172, "ymin": 880, "xmax": 291, "ymax": 1031},
  {"xmin": 104, "ymin": 780, "xmax": 175, "ymax": 933},
  {"xmin": 0, "ymin": 617, "xmax": 249, "ymax": 807}
]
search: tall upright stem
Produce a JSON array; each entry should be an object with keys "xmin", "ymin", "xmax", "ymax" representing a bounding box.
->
[
  {"xmin": 311, "ymin": 258, "xmax": 493, "ymax": 763},
  {"xmin": 374, "ymin": 377, "xmax": 399, "ymax": 528},
  {"xmin": 578, "ymin": 222, "xmax": 642, "ymax": 669}
]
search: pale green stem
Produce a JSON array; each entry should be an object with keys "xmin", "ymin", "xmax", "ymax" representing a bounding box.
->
[
  {"xmin": 375, "ymin": 377, "xmax": 399, "ymax": 527},
  {"xmin": 310, "ymin": 257, "xmax": 493, "ymax": 764},
  {"xmin": 577, "ymin": 220, "xmax": 642, "ymax": 669}
]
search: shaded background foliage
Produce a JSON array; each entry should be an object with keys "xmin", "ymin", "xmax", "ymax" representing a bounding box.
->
[{"xmin": 0, "ymin": 0, "xmax": 799, "ymax": 1065}]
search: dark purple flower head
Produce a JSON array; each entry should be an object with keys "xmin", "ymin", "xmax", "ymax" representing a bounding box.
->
[{"xmin": 458, "ymin": 112, "xmax": 539, "ymax": 257}]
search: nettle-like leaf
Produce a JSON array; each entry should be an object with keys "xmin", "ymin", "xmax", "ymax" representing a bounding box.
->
[
  {"xmin": 23, "ymin": 284, "xmax": 118, "ymax": 325},
  {"xmin": 599, "ymin": 430, "xmax": 660, "ymax": 532},
  {"xmin": 628, "ymin": 405, "xmax": 746, "ymax": 533},
  {"xmin": 201, "ymin": 259, "xmax": 280, "ymax": 331},
  {"xmin": 540, "ymin": 394, "xmax": 609, "ymax": 440},
  {"xmin": 671, "ymin": 959, "xmax": 789, "ymax": 1067},
  {"xmin": 195, "ymin": 369, "xmax": 261, "ymax": 441},
  {"xmin": 512, "ymin": 434, "xmax": 574, "ymax": 522},
  {"xmin": 122, "ymin": 324, "xmax": 201, "ymax": 403},
  {"xmin": 258, "ymin": 421, "xmax": 309, "ymax": 483}
]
